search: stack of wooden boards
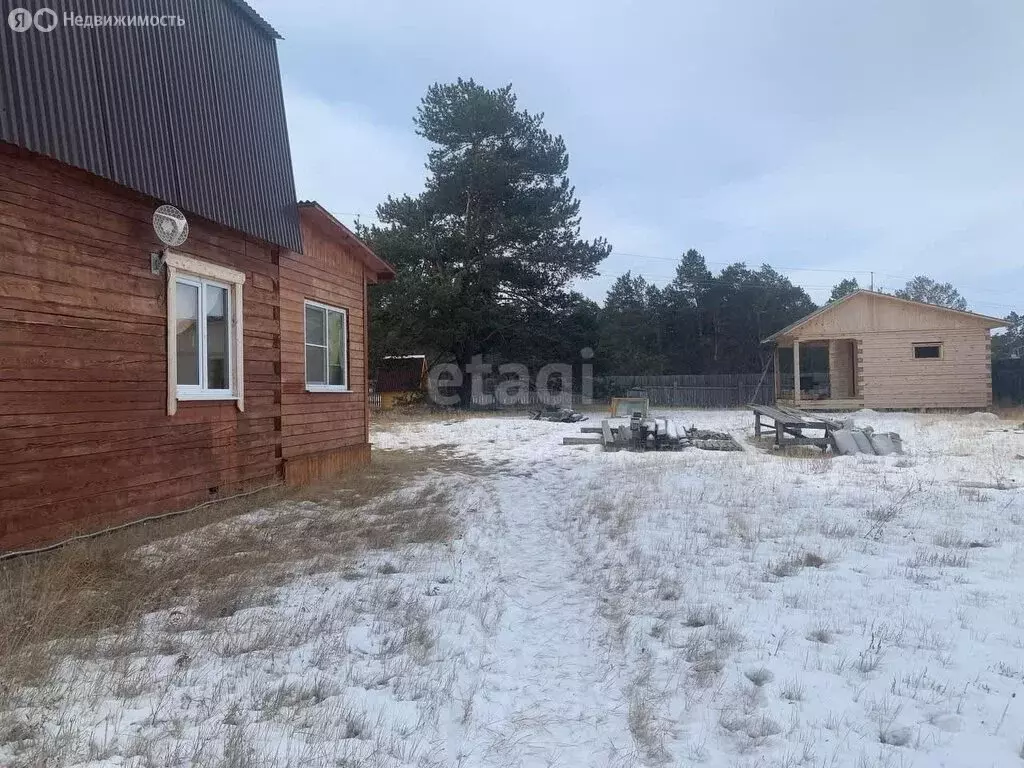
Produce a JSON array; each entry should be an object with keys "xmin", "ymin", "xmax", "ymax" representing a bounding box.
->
[{"xmin": 562, "ymin": 418, "xmax": 743, "ymax": 452}]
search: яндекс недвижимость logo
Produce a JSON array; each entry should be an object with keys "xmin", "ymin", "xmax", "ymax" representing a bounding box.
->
[
  {"xmin": 8, "ymin": 8, "xmax": 183, "ymax": 32},
  {"xmin": 7, "ymin": 7, "xmax": 58, "ymax": 32}
]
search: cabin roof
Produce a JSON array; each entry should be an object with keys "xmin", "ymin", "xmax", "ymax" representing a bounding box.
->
[{"xmin": 762, "ymin": 289, "xmax": 1008, "ymax": 343}]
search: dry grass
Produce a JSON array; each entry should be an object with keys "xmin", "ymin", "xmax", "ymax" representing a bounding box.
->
[
  {"xmin": 780, "ymin": 677, "xmax": 805, "ymax": 701},
  {"xmin": 0, "ymin": 446, "xmax": 477, "ymax": 768},
  {"xmin": 0, "ymin": 447, "xmax": 468, "ymax": 694}
]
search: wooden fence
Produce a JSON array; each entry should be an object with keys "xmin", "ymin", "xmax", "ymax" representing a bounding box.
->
[
  {"xmin": 598, "ymin": 373, "xmax": 773, "ymax": 407},
  {"xmin": 468, "ymin": 390, "xmax": 584, "ymax": 410},
  {"xmin": 464, "ymin": 373, "xmax": 773, "ymax": 410}
]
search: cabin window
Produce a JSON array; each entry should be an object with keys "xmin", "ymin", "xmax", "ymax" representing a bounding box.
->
[
  {"xmin": 913, "ymin": 343, "xmax": 942, "ymax": 359},
  {"xmin": 164, "ymin": 252, "xmax": 245, "ymax": 415},
  {"xmin": 175, "ymin": 277, "xmax": 232, "ymax": 396},
  {"xmin": 304, "ymin": 301, "xmax": 348, "ymax": 391}
]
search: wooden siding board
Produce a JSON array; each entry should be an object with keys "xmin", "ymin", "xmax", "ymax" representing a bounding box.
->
[
  {"xmin": 279, "ymin": 211, "xmax": 370, "ymax": 467},
  {"xmin": 0, "ymin": 149, "xmax": 283, "ymax": 549},
  {"xmin": 858, "ymin": 328, "xmax": 992, "ymax": 409}
]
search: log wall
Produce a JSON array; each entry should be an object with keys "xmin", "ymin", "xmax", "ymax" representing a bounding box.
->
[
  {"xmin": 0, "ymin": 143, "xmax": 283, "ymax": 550},
  {"xmin": 859, "ymin": 328, "xmax": 993, "ymax": 409},
  {"xmin": 279, "ymin": 211, "xmax": 370, "ymax": 482}
]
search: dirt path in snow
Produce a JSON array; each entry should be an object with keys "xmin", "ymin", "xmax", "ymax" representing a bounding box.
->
[{"xmin": 449, "ymin": 464, "xmax": 637, "ymax": 767}]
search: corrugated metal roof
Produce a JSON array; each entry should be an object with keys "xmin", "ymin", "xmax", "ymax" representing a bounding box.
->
[
  {"xmin": 0, "ymin": 0, "xmax": 300, "ymax": 252},
  {"xmin": 223, "ymin": 0, "xmax": 282, "ymax": 39}
]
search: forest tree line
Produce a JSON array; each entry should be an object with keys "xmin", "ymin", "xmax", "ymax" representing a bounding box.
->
[{"xmin": 361, "ymin": 80, "xmax": 1022, "ymax": 386}]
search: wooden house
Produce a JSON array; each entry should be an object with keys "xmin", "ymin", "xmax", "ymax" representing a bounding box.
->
[
  {"xmin": 764, "ymin": 290, "xmax": 1007, "ymax": 410},
  {"xmin": 280, "ymin": 203, "xmax": 394, "ymax": 484},
  {"xmin": 374, "ymin": 356, "xmax": 429, "ymax": 409},
  {"xmin": 0, "ymin": 1, "xmax": 393, "ymax": 552}
]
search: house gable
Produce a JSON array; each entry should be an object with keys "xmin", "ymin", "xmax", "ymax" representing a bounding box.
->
[{"xmin": 768, "ymin": 291, "xmax": 1006, "ymax": 342}]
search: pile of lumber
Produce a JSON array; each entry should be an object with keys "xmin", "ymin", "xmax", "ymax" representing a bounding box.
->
[
  {"xmin": 562, "ymin": 418, "xmax": 743, "ymax": 452},
  {"xmin": 752, "ymin": 404, "xmax": 903, "ymax": 455},
  {"xmin": 531, "ymin": 405, "xmax": 587, "ymax": 423}
]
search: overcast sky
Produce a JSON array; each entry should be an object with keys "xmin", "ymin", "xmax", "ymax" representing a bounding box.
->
[{"xmin": 249, "ymin": 0, "xmax": 1024, "ymax": 314}]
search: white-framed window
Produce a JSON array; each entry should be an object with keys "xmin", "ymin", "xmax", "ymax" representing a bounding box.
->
[
  {"xmin": 175, "ymin": 276, "xmax": 232, "ymax": 398},
  {"xmin": 304, "ymin": 300, "xmax": 348, "ymax": 392},
  {"xmin": 164, "ymin": 251, "xmax": 245, "ymax": 415}
]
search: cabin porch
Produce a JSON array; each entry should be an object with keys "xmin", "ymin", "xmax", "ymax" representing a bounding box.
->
[{"xmin": 774, "ymin": 338, "xmax": 863, "ymax": 410}]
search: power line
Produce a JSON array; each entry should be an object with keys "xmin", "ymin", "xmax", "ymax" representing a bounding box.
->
[{"xmin": 338, "ymin": 210, "xmax": 1019, "ymax": 309}]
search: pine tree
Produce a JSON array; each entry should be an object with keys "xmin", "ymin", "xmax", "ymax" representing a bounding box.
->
[
  {"xmin": 363, "ymin": 79, "xmax": 610, "ymax": 399},
  {"xmin": 893, "ymin": 276, "xmax": 967, "ymax": 310}
]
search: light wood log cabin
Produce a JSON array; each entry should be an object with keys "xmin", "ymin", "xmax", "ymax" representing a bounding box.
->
[{"xmin": 763, "ymin": 290, "xmax": 1007, "ymax": 410}]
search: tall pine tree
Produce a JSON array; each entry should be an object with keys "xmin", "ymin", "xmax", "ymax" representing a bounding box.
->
[{"xmin": 362, "ymin": 80, "xmax": 611, "ymax": 398}]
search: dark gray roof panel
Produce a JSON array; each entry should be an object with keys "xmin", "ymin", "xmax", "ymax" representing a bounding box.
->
[{"xmin": 0, "ymin": 0, "xmax": 300, "ymax": 251}]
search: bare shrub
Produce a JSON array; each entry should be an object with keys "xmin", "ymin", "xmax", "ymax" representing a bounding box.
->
[
  {"xmin": 765, "ymin": 551, "xmax": 827, "ymax": 580},
  {"xmin": 934, "ymin": 530, "xmax": 967, "ymax": 549},
  {"xmin": 657, "ymin": 579, "xmax": 681, "ymax": 602},
  {"xmin": 904, "ymin": 548, "xmax": 970, "ymax": 569},
  {"xmin": 780, "ymin": 677, "xmax": 805, "ymax": 701},
  {"xmin": 684, "ymin": 605, "xmax": 721, "ymax": 628},
  {"xmin": 259, "ymin": 676, "xmax": 342, "ymax": 715},
  {"xmin": 627, "ymin": 690, "xmax": 671, "ymax": 763},
  {"xmin": 865, "ymin": 484, "xmax": 920, "ymax": 539},
  {"xmin": 744, "ymin": 666, "xmax": 774, "ymax": 687},
  {"xmin": 807, "ymin": 627, "xmax": 834, "ymax": 644},
  {"xmin": 802, "ymin": 552, "xmax": 828, "ymax": 568},
  {"xmin": 821, "ymin": 520, "xmax": 858, "ymax": 539},
  {"xmin": 684, "ymin": 623, "xmax": 743, "ymax": 687},
  {"xmin": 765, "ymin": 556, "xmax": 803, "ymax": 580},
  {"xmin": 720, "ymin": 712, "xmax": 783, "ymax": 745},
  {"xmin": 857, "ymin": 647, "xmax": 884, "ymax": 674}
]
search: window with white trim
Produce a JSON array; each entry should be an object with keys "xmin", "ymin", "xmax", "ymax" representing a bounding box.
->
[
  {"xmin": 175, "ymin": 277, "xmax": 232, "ymax": 397},
  {"xmin": 304, "ymin": 300, "xmax": 348, "ymax": 391},
  {"xmin": 164, "ymin": 251, "xmax": 245, "ymax": 415}
]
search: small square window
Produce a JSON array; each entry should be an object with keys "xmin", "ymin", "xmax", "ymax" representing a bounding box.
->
[{"xmin": 913, "ymin": 344, "xmax": 942, "ymax": 359}]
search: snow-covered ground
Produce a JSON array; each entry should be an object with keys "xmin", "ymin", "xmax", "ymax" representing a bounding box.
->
[{"xmin": 3, "ymin": 409, "xmax": 1024, "ymax": 767}]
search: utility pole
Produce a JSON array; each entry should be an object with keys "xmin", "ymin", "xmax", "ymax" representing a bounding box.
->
[{"xmin": 870, "ymin": 271, "xmax": 874, "ymax": 291}]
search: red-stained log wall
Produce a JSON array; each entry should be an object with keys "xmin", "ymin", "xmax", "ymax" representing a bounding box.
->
[
  {"xmin": 0, "ymin": 143, "xmax": 284, "ymax": 550},
  {"xmin": 279, "ymin": 210, "xmax": 370, "ymax": 485}
]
